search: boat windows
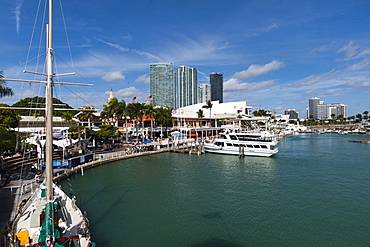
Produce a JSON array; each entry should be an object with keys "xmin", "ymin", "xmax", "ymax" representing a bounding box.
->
[
  {"xmin": 247, "ymin": 145, "xmax": 253, "ymax": 148},
  {"xmin": 261, "ymin": 145, "xmax": 267, "ymax": 149},
  {"xmin": 229, "ymin": 135, "xmax": 238, "ymax": 140},
  {"xmin": 253, "ymin": 145, "xmax": 260, "ymax": 149},
  {"xmin": 226, "ymin": 143, "xmax": 233, "ymax": 146}
]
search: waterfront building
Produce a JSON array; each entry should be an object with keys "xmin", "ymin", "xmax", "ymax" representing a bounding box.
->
[
  {"xmin": 150, "ymin": 63, "xmax": 176, "ymax": 108},
  {"xmin": 308, "ymin": 97, "xmax": 320, "ymax": 119},
  {"xmin": 198, "ymin": 83, "xmax": 211, "ymax": 104},
  {"xmin": 172, "ymin": 100, "xmax": 252, "ymax": 128},
  {"xmin": 284, "ymin": 109, "xmax": 299, "ymax": 120},
  {"xmin": 176, "ymin": 65, "xmax": 198, "ymax": 108},
  {"xmin": 308, "ymin": 97, "xmax": 348, "ymax": 120},
  {"xmin": 210, "ymin": 73, "xmax": 223, "ymax": 103}
]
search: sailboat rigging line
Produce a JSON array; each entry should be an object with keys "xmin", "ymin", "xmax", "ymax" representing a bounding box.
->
[
  {"xmin": 58, "ymin": 0, "xmax": 75, "ymax": 71},
  {"xmin": 24, "ymin": 0, "xmax": 44, "ymax": 73},
  {"xmin": 60, "ymin": 83, "xmax": 96, "ymax": 108}
]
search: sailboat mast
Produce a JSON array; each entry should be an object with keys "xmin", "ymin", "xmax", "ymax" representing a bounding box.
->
[{"xmin": 45, "ymin": 0, "xmax": 54, "ymax": 201}]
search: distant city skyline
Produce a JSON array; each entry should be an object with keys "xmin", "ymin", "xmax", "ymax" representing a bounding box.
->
[
  {"xmin": 308, "ymin": 97, "xmax": 348, "ymax": 120},
  {"xmin": 0, "ymin": 1, "xmax": 369, "ymax": 117}
]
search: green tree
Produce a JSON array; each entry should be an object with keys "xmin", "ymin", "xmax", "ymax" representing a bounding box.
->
[
  {"xmin": 12, "ymin": 96, "xmax": 74, "ymax": 116},
  {"xmin": 155, "ymin": 106, "xmax": 174, "ymax": 140},
  {"xmin": 115, "ymin": 100, "xmax": 129, "ymax": 142},
  {"xmin": 363, "ymin": 111, "xmax": 369, "ymax": 122},
  {"xmin": 0, "ymin": 71, "xmax": 14, "ymax": 98},
  {"xmin": 61, "ymin": 111, "xmax": 75, "ymax": 127},
  {"xmin": 330, "ymin": 113, "xmax": 336, "ymax": 123},
  {"xmin": 0, "ymin": 104, "xmax": 21, "ymax": 128},
  {"xmin": 202, "ymin": 100, "xmax": 213, "ymax": 127},
  {"xmin": 196, "ymin": 109, "xmax": 205, "ymax": 127},
  {"xmin": 144, "ymin": 103, "xmax": 156, "ymax": 140},
  {"xmin": 101, "ymin": 97, "xmax": 119, "ymax": 126},
  {"xmin": 77, "ymin": 107, "xmax": 97, "ymax": 128},
  {"xmin": 0, "ymin": 104, "xmax": 20, "ymax": 153},
  {"xmin": 127, "ymin": 103, "xmax": 145, "ymax": 142},
  {"xmin": 94, "ymin": 125, "xmax": 118, "ymax": 142},
  {"xmin": 356, "ymin": 113, "xmax": 363, "ymax": 123},
  {"xmin": 337, "ymin": 114, "xmax": 344, "ymax": 124},
  {"xmin": 252, "ymin": 109, "xmax": 271, "ymax": 117}
]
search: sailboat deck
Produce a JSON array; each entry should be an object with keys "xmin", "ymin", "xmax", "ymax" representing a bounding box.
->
[{"xmin": 13, "ymin": 184, "xmax": 91, "ymax": 246}]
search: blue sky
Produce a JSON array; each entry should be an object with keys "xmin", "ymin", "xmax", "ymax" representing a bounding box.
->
[{"xmin": 1, "ymin": 0, "xmax": 370, "ymax": 118}]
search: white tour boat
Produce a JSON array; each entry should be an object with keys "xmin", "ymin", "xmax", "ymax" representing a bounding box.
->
[{"xmin": 204, "ymin": 130, "xmax": 279, "ymax": 157}]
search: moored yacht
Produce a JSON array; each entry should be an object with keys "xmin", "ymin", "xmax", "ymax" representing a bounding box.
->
[{"xmin": 204, "ymin": 130, "xmax": 279, "ymax": 157}]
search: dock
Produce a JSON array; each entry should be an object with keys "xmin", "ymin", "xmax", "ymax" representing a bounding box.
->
[{"xmin": 349, "ymin": 139, "xmax": 370, "ymax": 143}]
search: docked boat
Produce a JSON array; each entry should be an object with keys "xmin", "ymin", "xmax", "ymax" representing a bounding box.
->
[
  {"xmin": 2, "ymin": 0, "xmax": 95, "ymax": 246},
  {"xmin": 204, "ymin": 130, "xmax": 279, "ymax": 157}
]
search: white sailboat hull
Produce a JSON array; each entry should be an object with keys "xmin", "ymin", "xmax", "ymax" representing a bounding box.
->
[{"xmin": 11, "ymin": 183, "xmax": 91, "ymax": 246}]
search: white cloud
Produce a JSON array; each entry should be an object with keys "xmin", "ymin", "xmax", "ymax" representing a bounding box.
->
[
  {"xmin": 346, "ymin": 59, "xmax": 370, "ymax": 71},
  {"xmin": 345, "ymin": 80, "xmax": 370, "ymax": 88},
  {"xmin": 135, "ymin": 74, "xmax": 150, "ymax": 84},
  {"xmin": 291, "ymin": 69, "xmax": 339, "ymax": 87},
  {"xmin": 14, "ymin": 0, "xmax": 24, "ymax": 34},
  {"xmin": 232, "ymin": 60, "xmax": 285, "ymax": 80},
  {"xmin": 101, "ymin": 71, "xmax": 125, "ymax": 82},
  {"xmin": 245, "ymin": 23, "xmax": 279, "ymax": 37},
  {"xmin": 224, "ymin": 78, "xmax": 276, "ymax": 92},
  {"xmin": 158, "ymin": 35, "xmax": 234, "ymax": 65},
  {"xmin": 338, "ymin": 41, "xmax": 360, "ymax": 61},
  {"xmin": 99, "ymin": 39, "xmax": 162, "ymax": 61}
]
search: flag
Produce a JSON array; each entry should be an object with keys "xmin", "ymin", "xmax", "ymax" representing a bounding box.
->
[
  {"xmin": 131, "ymin": 97, "xmax": 137, "ymax": 103},
  {"xmin": 144, "ymin": 95, "xmax": 153, "ymax": 102}
]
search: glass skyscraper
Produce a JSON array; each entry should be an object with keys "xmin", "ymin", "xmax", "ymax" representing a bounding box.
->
[
  {"xmin": 308, "ymin": 97, "xmax": 320, "ymax": 119},
  {"xmin": 198, "ymin": 83, "xmax": 211, "ymax": 104},
  {"xmin": 210, "ymin": 73, "xmax": 223, "ymax": 103},
  {"xmin": 150, "ymin": 63, "xmax": 175, "ymax": 108},
  {"xmin": 176, "ymin": 66, "xmax": 197, "ymax": 108}
]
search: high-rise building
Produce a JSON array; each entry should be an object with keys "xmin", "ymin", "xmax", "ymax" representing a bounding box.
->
[
  {"xmin": 308, "ymin": 97, "xmax": 320, "ymax": 119},
  {"xmin": 308, "ymin": 97, "xmax": 348, "ymax": 120},
  {"xmin": 210, "ymin": 73, "xmax": 223, "ymax": 103},
  {"xmin": 284, "ymin": 109, "xmax": 299, "ymax": 120},
  {"xmin": 198, "ymin": 83, "xmax": 211, "ymax": 104},
  {"xmin": 176, "ymin": 66, "xmax": 197, "ymax": 108},
  {"xmin": 150, "ymin": 63, "xmax": 175, "ymax": 108}
]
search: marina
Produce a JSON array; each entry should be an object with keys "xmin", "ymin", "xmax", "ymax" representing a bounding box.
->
[{"xmin": 55, "ymin": 133, "xmax": 370, "ymax": 246}]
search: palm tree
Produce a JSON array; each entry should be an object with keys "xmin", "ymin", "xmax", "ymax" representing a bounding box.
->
[
  {"xmin": 363, "ymin": 111, "xmax": 369, "ymax": 122},
  {"xmin": 101, "ymin": 97, "xmax": 119, "ymax": 126},
  {"xmin": 330, "ymin": 113, "xmax": 336, "ymax": 123},
  {"xmin": 155, "ymin": 106, "xmax": 175, "ymax": 140},
  {"xmin": 196, "ymin": 109, "xmax": 205, "ymax": 140},
  {"xmin": 0, "ymin": 71, "xmax": 14, "ymax": 98},
  {"xmin": 196, "ymin": 109, "xmax": 205, "ymax": 127},
  {"xmin": 61, "ymin": 111, "xmax": 75, "ymax": 127},
  {"xmin": 78, "ymin": 107, "xmax": 97, "ymax": 128},
  {"xmin": 115, "ymin": 100, "xmax": 129, "ymax": 142},
  {"xmin": 127, "ymin": 102, "xmax": 145, "ymax": 142},
  {"xmin": 144, "ymin": 103, "xmax": 156, "ymax": 140},
  {"xmin": 202, "ymin": 100, "xmax": 213, "ymax": 127},
  {"xmin": 337, "ymin": 114, "xmax": 344, "ymax": 124},
  {"xmin": 356, "ymin": 113, "xmax": 363, "ymax": 123}
]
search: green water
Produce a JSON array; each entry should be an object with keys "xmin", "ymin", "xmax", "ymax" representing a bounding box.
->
[{"xmin": 60, "ymin": 134, "xmax": 370, "ymax": 246}]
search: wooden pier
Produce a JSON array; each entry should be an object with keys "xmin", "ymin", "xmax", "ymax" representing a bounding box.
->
[{"xmin": 349, "ymin": 139, "xmax": 370, "ymax": 143}]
